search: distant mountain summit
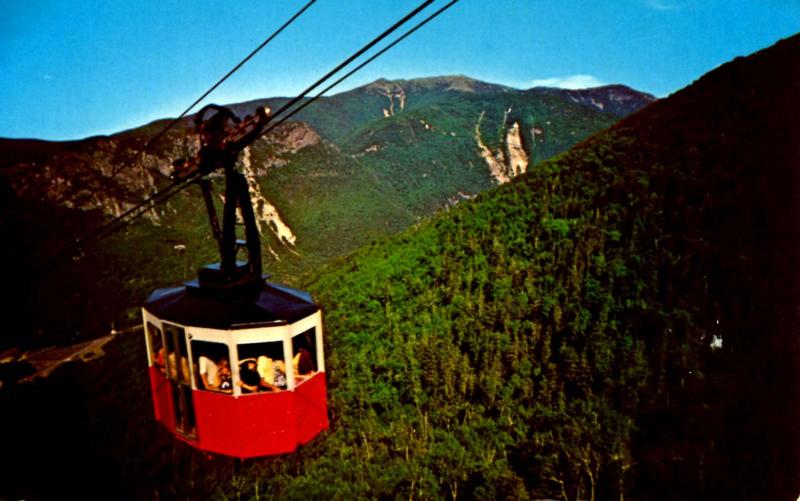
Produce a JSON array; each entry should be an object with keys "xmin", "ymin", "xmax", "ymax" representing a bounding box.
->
[
  {"xmin": 531, "ymin": 84, "xmax": 656, "ymax": 117},
  {"xmin": 350, "ymin": 76, "xmax": 656, "ymax": 119},
  {"xmin": 363, "ymin": 75, "xmax": 513, "ymax": 94}
]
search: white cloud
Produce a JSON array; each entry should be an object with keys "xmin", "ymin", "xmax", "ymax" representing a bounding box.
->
[
  {"xmin": 43, "ymin": 74, "xmax": 53, "ymax": 80},
  {"xmin": 529, "ymin": 74, "xmax": 606, "ymax": 90}
]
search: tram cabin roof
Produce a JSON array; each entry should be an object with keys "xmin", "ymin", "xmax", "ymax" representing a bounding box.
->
[{"xmin": 144, "ymin": 279, "xmax": 319, "ymax": 330}]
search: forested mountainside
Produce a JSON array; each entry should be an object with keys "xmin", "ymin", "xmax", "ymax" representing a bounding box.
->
[
  {"xmin": 0, "ymin": 76, "xmax": 650, "ymax": 349},
  {"xmin": 300, "ymin": 35, "xmax": 800, "ymax": 499},
  {"xmin": 1, "ymin": 36, "xmax": 796, "ymax": 500}
]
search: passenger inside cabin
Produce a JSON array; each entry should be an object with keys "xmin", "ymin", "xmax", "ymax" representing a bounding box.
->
[
  {"xmin": 291, "ymin": 329, "xmax": 317, "ymax": 383},
  {"xmin": 198, "ymin": 355, "xmax": 219, "ymax": 390},
  {"xmin": 238, "ymin": 358, "xmax": 261, "ymax": 393},
  {"xmin": 294, "ymin": 347, "xmax": 314, "ymax": 378},
  {"xmin": 154, "ymin": 348, "xmax": 166, "ymax": 373},
  {"xmin": 168, "ymin": 352, "xmax": 191, "ymax": 382},
  {"xmin": 257, "ymin": 355, "xmax": 287, "ymax": 391},
  {"xmin": 217, "ymin": 358, "xmax": 232, "ymax": 391},
  {"xmin": 198, "ymin": 354, "xmax": 232, "ymax": 392}
]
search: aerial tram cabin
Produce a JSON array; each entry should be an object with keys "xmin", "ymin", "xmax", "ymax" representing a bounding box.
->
[
  {"xmin": 141, "ymin": 104, "xmax": 328, "ymax": 458},
  {"xmin": 142, "ymin": 278, "xmax": 328, "ymax": 458}
]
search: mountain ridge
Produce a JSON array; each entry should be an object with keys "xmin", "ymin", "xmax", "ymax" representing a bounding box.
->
[{"xmin": 0, "ymin": 72, "xmax": 649, "ymax": 348}]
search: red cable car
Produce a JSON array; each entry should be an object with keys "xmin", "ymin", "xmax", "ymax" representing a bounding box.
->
[{"xmin": 141, "ymin": 104, "xmax": 328, "ymax": 458}]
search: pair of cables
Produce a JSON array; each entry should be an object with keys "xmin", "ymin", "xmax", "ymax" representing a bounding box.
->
[{"xmin": 64, "ymin": 0, "xmax": 460, "ymax": 263}]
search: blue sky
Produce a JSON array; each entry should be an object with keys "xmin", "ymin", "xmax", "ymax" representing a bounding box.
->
[{"xmin": 1, "ymin": 0, "xmax": 797, "ymax": 140}]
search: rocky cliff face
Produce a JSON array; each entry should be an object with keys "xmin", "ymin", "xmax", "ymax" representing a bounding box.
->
[
  {"xmin": 474, "ymin": 111, "xmax": 530, "ymax": 184},
  {"xmin": 0, "ymin": 121, "xmax": 320, "ymax": 222},
  {"xmin": 267, "ymin": 121, "xmax": 321, "ymax": 154},
  {"xmin": 505, "ymin": 122, "xmax": 528, "ymax": 177},
  {"xmin": 3, "ymin": 135, "xmax": 193, "ymax": 220},
  {"xmin": 240, "ymin": 147, "xmax": 297, "ymax": 257},
  {"xmin": 365, "ymin": 79, "xmax": 407, "ymax": 118}
]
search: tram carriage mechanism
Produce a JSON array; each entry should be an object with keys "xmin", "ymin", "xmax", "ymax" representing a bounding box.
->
[{"xmin": 141, "ymin": 103, "xmax": 328, "ymax": 458}]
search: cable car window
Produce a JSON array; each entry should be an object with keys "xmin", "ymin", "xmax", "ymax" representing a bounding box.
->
[
  {"xmin": 164, "ymin": 324, "xmax": 191, "ymax": 384},
  {"xmin": 292, "ymin": 327, "xmax": 317, "ymax": 382},
  {"xmin": 160, "ymin": 324, "xmax": 196, "ymax": 437},
  {"xmin": 191, "ymin": 341, "xmax": 232, "ymax": 393},
  {"xmin": 147, "ymin": 322, "xmax": 165, "ymax": 372},
  {"xmin": 237, "ymin": 341, "xmax": 286, "ymax": 393}
]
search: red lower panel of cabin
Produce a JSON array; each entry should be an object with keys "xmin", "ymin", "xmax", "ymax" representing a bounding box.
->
[
  {"xmin": 148, "ymin": 367, "xmax": 329, "ymax": 458},
  {"xmin": 149, "ymin": 367, "xmax": 175, "ymax": 429}
]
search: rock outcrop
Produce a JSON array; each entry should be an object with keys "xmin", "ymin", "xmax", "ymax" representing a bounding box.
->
[
  {"xmin": 506, "ymin": 122, "xmax": 528, "ymax": 177},
  {"xmin": 474, "ymin": 111, "xmax": 530, "ymax": 184},
  {"xmin": 240, "ymin": 147, "xmax": 297, "ymax": 252},
  {"xmin": 369, "ymin": 80, "xmax": 407, "ymax": 118},
  {"xmin": 2, "ymin": 121, "xmax": 319, "ymax": 225}
]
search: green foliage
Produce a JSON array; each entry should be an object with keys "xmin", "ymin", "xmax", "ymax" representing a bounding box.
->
[{"xmin": 295, "ymin": 156, "xmax": 655, "ymax": 498}]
